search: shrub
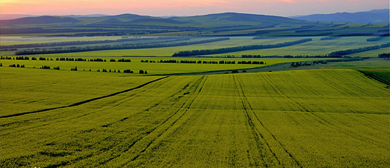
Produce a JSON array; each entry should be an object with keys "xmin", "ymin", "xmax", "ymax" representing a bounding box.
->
[
  {"xmin": 41, "ymin": 65, "xmax": 50, "ymax": 69},
  {"xmin": 123, "ymin": 69, "xmax": 133, "ymax": 73}
]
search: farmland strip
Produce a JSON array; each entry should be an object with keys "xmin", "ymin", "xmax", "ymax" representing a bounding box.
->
[
  {"xmin": 308, "ymin": 112, "xmax": 390, "ymax": 149},
  {"xmin": 66, "ymin": 77, "xmax": 205, "ymax": 166},
  {"xmin": 234, "ymin": 75, "xmax": 303, "ymax": 167},
  {"xmin": 233, "ymin": 75, "xmax": 280, "ymax": 167},
  {"xmin": 0, "ymin": 76, "xmax": 169, "ymax": 119},
  {"xmin": 112, "ymin": 76, "xmax": 207, "ymax": 167}
]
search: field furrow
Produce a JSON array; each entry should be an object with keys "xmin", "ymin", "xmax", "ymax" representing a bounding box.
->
[{"xmin": 1, "ymin": 68, "xmax": 389, "ymax": 167}]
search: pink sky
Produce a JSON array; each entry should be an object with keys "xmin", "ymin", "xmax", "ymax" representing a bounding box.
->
[{"xmin": 0, "ymin": 0, "xmax": 388, "ymax": 16}]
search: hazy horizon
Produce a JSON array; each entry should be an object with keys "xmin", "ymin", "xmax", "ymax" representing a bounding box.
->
[{"xmin": 0, "ymin": 0, "xmax": 389, "ymax": 17}]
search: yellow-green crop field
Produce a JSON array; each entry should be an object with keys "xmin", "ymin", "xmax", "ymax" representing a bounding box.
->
[
  {"xmin": 1, "ymin": 67, "xmax": 389, "ymax": 167},
  {"xmin": 0, "ymin": 57, "xmax": 329, "ymax": 75}
]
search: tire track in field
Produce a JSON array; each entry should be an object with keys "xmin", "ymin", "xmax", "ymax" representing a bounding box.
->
[
  {"xmin": 233, "ymin": 75, "xmax": 280, "ymax": 167},
  {"xmin": 0, "ymin": 77, "xmax": 169, "ymax": 119},
  {"xmin": 119, "ymin": 76, "xmax": 208, "ymax": 166},
  {"xmin": 234, "ymin": 75, "xmax": 303, "ymax": 168},
  {"xmin": 90, "ymin": 76, "xmax": 206, "ymax": 166},
  {"xmin": 307, "ymin": 112, "xmax": 390, "ymax": 149},
  {"xmin": 0, "ymin": 77, "xmax": 166, "ymax": 130},
  {"xmin": 23, "ymin": 76, "xmax": 204, "ymax": 167},
  {"xmin": 263, "ymin": 74, "xmax": 310, "ymax": 112},
  {"xmin": 311, "ymin": 70, "xmax": 389, "ymax": 114}
]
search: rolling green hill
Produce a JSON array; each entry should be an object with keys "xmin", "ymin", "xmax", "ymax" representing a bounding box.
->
[{"xmin": 0, "ymin": 12, "xmax": 388, "ymax": 36}]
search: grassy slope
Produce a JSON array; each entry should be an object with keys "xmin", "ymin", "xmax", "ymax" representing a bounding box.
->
[{"xmin": 1, "ymin": 68, "xmax": 389, "ymax": 167}]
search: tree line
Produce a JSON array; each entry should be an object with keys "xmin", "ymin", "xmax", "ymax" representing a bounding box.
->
[
  {"xmin": 290, "ymin": 58, "xmax": 368, "ymax": 68},
  {"xmin": 172, "ymin": 38, "xmax": 312, "ymax": 57},
  {"xmin": 1, "ymin": 56, "xmax": 135, "ymax": 63},
  {"xmin": 15, "ymin": 38, "xmax": 230, "ymax": 55},
  {"xmin": 140, "ymin": 59, "xmax": 265, "ymax": 65},
  {"xmin": 328, "ymin": 43, "xmax": 390, "ymax": 57},
  {"xmin": 378, "ymin": 53, "xmax": 390, "ymax": 58},
  {"xmin": 0, "ymin": 37, "xmax": 186, "ymax": 49}
]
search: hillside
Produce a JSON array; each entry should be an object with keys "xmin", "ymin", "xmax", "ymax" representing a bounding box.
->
[
  {"xmin": 170, "ymin": 12, "xmax": 302, "ymax": 26},
  {"xmin": 0, "ymin": 12, "xmax": 388, "ymax": 36},
  {"xmin": 292, "ymin": 9, "xmax": 390, "ymax": 23},
  {"xmin": 1, "ymin": 16, "xmax": 81, "ymax": 24}
]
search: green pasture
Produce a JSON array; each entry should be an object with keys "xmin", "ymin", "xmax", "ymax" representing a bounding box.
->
[{"xmin": 1, "ymin": 68, "xmax": 389, "ymax": 167}]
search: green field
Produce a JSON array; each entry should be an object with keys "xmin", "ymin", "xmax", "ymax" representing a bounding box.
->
[
  {"xmin": 1, "ymin": 67, "xmax": 390, "ymax": 167},
  {"xmin": 1, "ymin": 36, "xmax": 388, "ymax": 57},
  {"xmin": 0, "ymin": 57, "xmax": 332, "ymax": 75},
  {"xmin": 1, "ymin": 11, "xmax": 390, "ymax": 168}
]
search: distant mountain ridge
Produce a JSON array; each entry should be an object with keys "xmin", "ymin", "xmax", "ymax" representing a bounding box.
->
[
  {"xmin": 1, "ymin": 16, "xmax": 80, "ymax": 24},
  {"xmin": 1, "ymin": 10, "xmax": 389, "ymax": 28},
  {"xmin": 291, "ymin": 9, "xmax": 389, "ymax": 23},
  {"xmin": 0, "ymin": 14, "xmax": 35, "ymax": 20},
  {"xmin": 0, "ymin": 12, "xmax": 301, "ymax": 27}
]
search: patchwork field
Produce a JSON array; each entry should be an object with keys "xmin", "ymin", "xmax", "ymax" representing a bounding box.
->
[
  {"xmin": 1, "ymin": 36, "xmax": 388, "ymax": 57},
  {"xmin": 1, "ymin": 68, "xmax": 389, "ymax": 167}
]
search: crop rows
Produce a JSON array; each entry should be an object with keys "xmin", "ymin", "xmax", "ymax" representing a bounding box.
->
[{"xmin": 1, "ymin": 69, "xmax": 389, "ymax": 167}]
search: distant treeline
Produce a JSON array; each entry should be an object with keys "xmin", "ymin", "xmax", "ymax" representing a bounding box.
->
[
  {"xmin": 172, "ymin": 38, "xmax": 312, "ymax": 57},
  {"xmin": 15, "ymin": 38, "xmax": 230, "ymax": 55},
  {"xmin": 295, "ymin": 26, "xmax": 350, "ymax": 33},
  {"xmin": 328, "ymin": 43, "xmax": 390, "ymax": 57},
  {"xmin": 290, "ymin": 57, "xmax": 368, "ymax": 68},
  {"xmin": 378, "ymin": 53, "xmax": 390, "ymax": 58},
  {"xmin": 0, "ymin": 56, "xmax": 132, "ymax": 62},
  {"xmin": 0, "ymin": 37, "xmax": 185, "ymax": 49},
  {"xmin": 366, "ymin": 34, "xmax": 389, "ymax": 42},
  {"xmin": 140, "ymin": 59, "xmax": 265, "ymax": 65}
]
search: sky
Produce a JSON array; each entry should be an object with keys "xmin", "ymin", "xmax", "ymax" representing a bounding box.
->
[{"xmin": 0, "ymin": 0, "xmax": 388, "ymax": 17}]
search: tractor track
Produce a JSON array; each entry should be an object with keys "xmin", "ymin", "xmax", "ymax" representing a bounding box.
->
[{"xmin": 0, "ymin": 76, "xmax": 169, "ymax": 119}]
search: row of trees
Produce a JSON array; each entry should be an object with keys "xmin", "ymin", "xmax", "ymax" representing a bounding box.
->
[
  {"xmin": 15, "ymin": 38, "xmax": 230, "ymax": 55},
  {"xmin": 290, "ymin": 58, "xmax": 366, "ymax": 68},
  {"xmin": 172, "ymin": 38, "xmax": 312, "ymax": 57},
  {"xmin": 378, "ymin": 53, "xmax": 390, "ymax": 58},
  {"xmin": 140, "ymin": 59, "xmax": 265, "ymax": 65},
  {"xmin": 9, "ymin": 64, "xmax": 25, "ymax": 68},
  {"xmin": 20, "ymin": 65, "xmax": 148, "ymax": 74},
  {"xmin": 366, "ymin": 34, "xmax": 388, "ymax": 42},
  {"xmin": 2, "ymin": 56, "xmax": 133, "ymax": 63},
  {"xmin": 328, "ymin": 43, "xmax": 390, "ymax": 57},
  {"xmin": 0, "ymin": 37, "xmax": 184, "ymax": 49}
]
